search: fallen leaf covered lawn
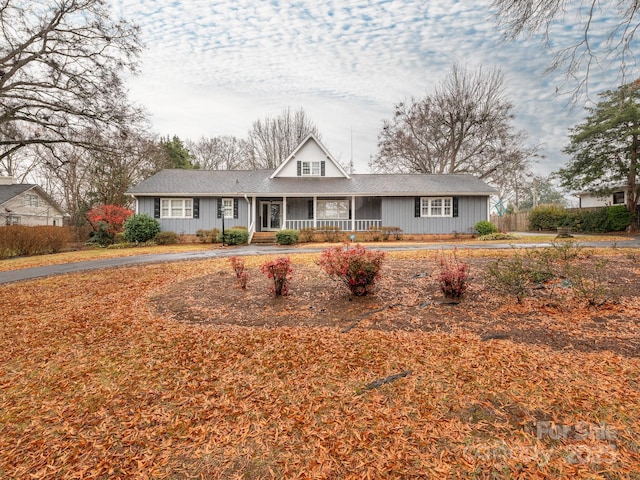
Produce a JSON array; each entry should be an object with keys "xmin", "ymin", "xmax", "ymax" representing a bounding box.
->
[{"xmin": 1, "ymin": 255, "xmax": 639, "ymax": 478}]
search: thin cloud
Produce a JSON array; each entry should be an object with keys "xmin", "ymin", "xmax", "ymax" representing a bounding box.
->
[{"xmin": 114, "ymin": 0, "xmax": 629, "ymax": 175}]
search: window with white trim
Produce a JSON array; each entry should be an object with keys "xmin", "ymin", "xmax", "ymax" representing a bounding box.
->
[
  {"xmin": 421, "ymin": 197, "xmax": 453, "ymax": 217},
  {"xmin": 301, "ymin": 161, "xmax": 321, "ymax": 176},
  {"xmin": 222, "ymin": 198, "xmax": 234, "ymax": 218},
  {"xmin": 24, "ymin": 193, "xmax": 39, "ymax": 207},
  {"xmin": 161, "ymin": 198, "xmax": 193, "ymax": 218},
  {"xmin": 317, "ymin": 199, "xmax": 349, "ymax": 219}
]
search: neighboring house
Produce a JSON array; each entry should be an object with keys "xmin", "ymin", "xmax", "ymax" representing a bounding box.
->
[
  {"xmin": 0, "ymin": 177, "xmax": 66, "ymax": 226},
  {"xmin": 575, "ymin": 188, "xmax": 629, "ymax": 208},
  {"xmin": 126, "ymin": 135, "xmax": 497, "ymax": 240}
]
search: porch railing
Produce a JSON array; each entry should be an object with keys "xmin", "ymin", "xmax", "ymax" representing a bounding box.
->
[{"xmin": 285, "ymin": 219, "xmax": 382, "ymax": 231}]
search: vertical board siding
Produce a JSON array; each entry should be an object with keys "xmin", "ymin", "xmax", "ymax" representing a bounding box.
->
[
  {"xmin": 381, "ymin": 196, "xmax": 488, "ymax": 234},
  {"xmin": 138, "ymin": 197, "xmax": 248, "ymax": 234}
]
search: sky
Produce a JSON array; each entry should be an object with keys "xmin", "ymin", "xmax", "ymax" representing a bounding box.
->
[{"xmin": 110, "ymin": 0, "xmax": 631, "ymax": 176}]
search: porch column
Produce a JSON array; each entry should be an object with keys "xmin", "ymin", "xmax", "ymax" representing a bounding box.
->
[
  {"xmin": 351, "ymin": 195, "xmax": 356, "ymax": 231},
  {"xmin": 313, "ymin": 196, "xmax": 317, "ymax": 228},
  {"xmin": 282, "ymin": 196, "xmax": 287, "ymax": 230}
]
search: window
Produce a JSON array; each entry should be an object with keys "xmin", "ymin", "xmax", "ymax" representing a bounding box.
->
[
  {"xmin": 301, "ymin": 161, "xmax": 321, "ymax": 176},
  {"xmin": 5, "ymin": 215, "xmax": 19, "ymax": 225},
  {"xmin": 24, "ymin": 193, "xmax": 39, "ymax": 207},
  {"xmin": 317, "ymin": 199, "xmax": 349, "ymax": 219},
  {"xmin": 613, "ymin": 191, "xmax": 625, "ymax": 205},
  {"xmin": 222, "ymin": 198, "xmax": 234, "ymax": 218},
  {"xmin": 161, "ymin": 198, "xmax": 193, "ymax": 218},
  {"xmin": 420, "ymin": 197, "xmax": 453, "ymax": 217}
]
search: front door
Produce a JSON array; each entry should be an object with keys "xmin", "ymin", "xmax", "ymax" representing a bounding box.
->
[{"xmin": 260, "ymin": 201, "xmax": 282, "ymax": 231}]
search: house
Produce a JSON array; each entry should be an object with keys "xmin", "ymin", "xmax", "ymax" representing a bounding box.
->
[
  {"xmin": 575, "ymin": 188, "xmax": 629, "ymax": 208},
  {"xmin": 126, "ymin": 135, "xmax": 497, "ymax": 240},
  {"xmin": 0, "ymin": 177, "xmax": 66, "ymax": 226}
]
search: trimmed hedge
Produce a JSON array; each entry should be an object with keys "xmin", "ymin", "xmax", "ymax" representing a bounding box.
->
[
  {"xmin": 0, "ymin": 226, "xmax": 70, "ymax": 259},
  {"xmin": 217, "ymin": 228, "xmax": 249, "ymax": 245},
  {"xmin": 529, "ymin": 205, "xmax": 634, "ymax": 233},
  {"xmin": 275, "ymin": 229, "xmax": 299, "ymax": 245}
]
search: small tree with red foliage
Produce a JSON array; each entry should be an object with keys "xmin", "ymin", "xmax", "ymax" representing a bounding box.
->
[
  {"xmin": 261, "ymin": 257, "xmax": 293, "ymax": 296},
  {"xmin": 86, "ymin": 204, "xmax": 133, "ymax": 245},
  {"xmin": 318, "ymin": 244, "xmax": 385, "ymax": 296}
]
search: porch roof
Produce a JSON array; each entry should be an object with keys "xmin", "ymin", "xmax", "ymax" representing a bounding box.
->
[{"xmin": 126, "ymin": 169, "xmax": 497, "ymax": 197}]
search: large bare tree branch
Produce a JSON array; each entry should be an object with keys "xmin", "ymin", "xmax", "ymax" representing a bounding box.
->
[
  {"xmin": 0, "ymin": 0, "xmax": 143, "ymax": 163},
  {"xmin": 492, "ymin": 0, "xmax": 640, "ymax": 100}
]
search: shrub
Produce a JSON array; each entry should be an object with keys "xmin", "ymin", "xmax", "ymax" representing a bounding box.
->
[
  {"xmin": 154, "ymin": 231, "xmax": 178, "ymax": 245},
  {"xmin": 123, "ymin": 214, "xmax": 161, "ymax": 243},
  {"xmin": 486, "ymin": 252, "xmax": 531, "ymax": 303},
  {"xmin": 474, "ymin": 220, "xmax": 498, "ymax": 236},
  {"xmin": 299, "ymin": 227, "xmax": 315, "ymax": 242},
  {"xmin": 196, "ymin": 229, "xmax": 219, "ymax": 243},
  {"xmin": 607, "ymin": 205, "xmax": 633, "ymax": 231},
  {"xmin": 229, "ymin": 256, "xmax": 248, "ymax": 289},
  {"xmin": 529, "ymin": 205, "xmax": 570, "ymax": 231},
  {"xmin": 275, "ymin": 229, "xmax": 299, "ymax": 245},
  {"xmin": 319, "ymin": 226, "xmax": 342, "ymax": 242},
  {"xmin": 318, "ymin": 244, "xmax": 385, "ymax": 296},
  {"xmin": 0, "ymin": 226, "xmax": 70, "ymax": 258},
  {"xmin": 89, "ymin": 222, "xmax": 115, "ymax": 246},
  {"xmin": 564, "ymin": 259, "xmax": 613, "ymax": 306},
  {"xmin": 437, "ymin": 250, "xmax": 469, "ymax": 299},
  {"xmin": 261, "ymin": 257, "xmax": 292, "ymax": 296},
  {"xmin": 573, "ymin": 208, "xmax": 608, "ymax": 233},
  {"xmin": 217, "ymin": 228, "xmax": 249, "ymax": 245}
]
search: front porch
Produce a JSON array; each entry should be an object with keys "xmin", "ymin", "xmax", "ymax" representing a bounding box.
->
[{"xmin": 250, "ymin": 196, "xmax": 382, "ymax": 235}]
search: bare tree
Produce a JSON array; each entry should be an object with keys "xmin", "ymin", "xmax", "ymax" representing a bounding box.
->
[
  {"xmin": 0, "ymin": 0, "xmax": 143, "ymax": 163},
  {"xmin": 492, "ymin": 0, "xmax": 640, "ymax": 98},
  {"xmin": 372, "ymin": 64, "xmax": 535, "ymax": 189},
  {"xmin": 40, "ymin": 129, "xmax": 160, "ymax": 223},
  {"xmin": 248, "ymin": 107, "xmax": 322, "ymax": 168},
  {"xmin": 187, "ymin": 135, "xmax": 252, "ymax": 170}
]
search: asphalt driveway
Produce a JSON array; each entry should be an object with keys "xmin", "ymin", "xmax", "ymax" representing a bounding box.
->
[{"xmin": 2, "ymin": 237, "xmax": 639, "ymax": 285}]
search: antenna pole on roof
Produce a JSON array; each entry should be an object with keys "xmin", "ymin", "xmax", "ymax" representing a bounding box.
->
[{"xmin": 350, "ymin": 127, "xmax": 354, "ymax": 174}]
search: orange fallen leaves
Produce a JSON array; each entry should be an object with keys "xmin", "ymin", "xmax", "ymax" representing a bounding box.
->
[{"xmin": 0, "ymin": 257, "xmax": 639, "ymax": 478}]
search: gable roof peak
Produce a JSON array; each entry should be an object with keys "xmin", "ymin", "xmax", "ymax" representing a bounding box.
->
[{"xmin": 270, "ymin": 134, "xmax": 351, "ymax": 179}]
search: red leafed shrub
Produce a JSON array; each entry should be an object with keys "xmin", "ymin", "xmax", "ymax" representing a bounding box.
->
[
  {"xmin": 229, "ymin": 256, "xmax": 248, "ymax": 289},
  {"xmin": 86, "ymin": 204, "xmax": 133, "ymax": 235},
  {"xmin": 318, "ymin": 243, "xmax": 385, "ymax": 296},
  {"xmin": 437, "ymin": 249, "xmax": 469, "ymax": 299},
  {"xmin": 261, "ymin": 257, "xmax": 293, "ymax": 296}
]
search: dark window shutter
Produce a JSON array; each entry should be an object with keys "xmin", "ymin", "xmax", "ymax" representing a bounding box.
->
[
  {"xmin": 452, "ymin": 197, "xmax": 459, "ymax": 218},
  {"xmin": 217, "ymin": 198, "xmax": 222, "ymax": 219},
  {"xmin": 297, "ymin": 161, "xmax": 301, "ymax": 176},
  {"xmin": 154, "ymin": 198, "xmax": 160, "ymax": 218},
  {"xmin": 308, "ymin": 199, "xmax": 314, "ymax": 219},
  {"xmin": 415, "ymin": 197, "xmax": 421, "ymax": 217},
  {"xmin": 233, "ymin": 198, "xmax": 239, "ymax": 219},
  {"xmin": 321, "ymin": 161, "xmax": 326, "ymax": 176},
  {"xmin": 193, "ymin": 198, "xmax": 200, "ymax": 219}
]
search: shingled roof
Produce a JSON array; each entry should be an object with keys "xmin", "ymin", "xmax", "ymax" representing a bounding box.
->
[{"xmin": 126, "ymin": 169, "xmax": 497, "ymax": 197}]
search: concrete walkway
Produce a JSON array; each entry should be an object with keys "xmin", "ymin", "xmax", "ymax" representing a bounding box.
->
[{"xmin": 1, "ymin": 236, "xmax": 639, "ymax": 285}]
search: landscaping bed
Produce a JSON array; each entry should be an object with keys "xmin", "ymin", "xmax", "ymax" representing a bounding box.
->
[{"xmin": 1, "ymin": 249, "xmax": 639, "ymax": 478}]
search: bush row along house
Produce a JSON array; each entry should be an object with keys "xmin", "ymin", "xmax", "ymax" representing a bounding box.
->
[
  {"xmin": 126, "ymin": 135, "xmax": 497, "ymax": 241},
  {"xmin": 0, "ymin": 176, "xmax": 66, "ymax": 226}
]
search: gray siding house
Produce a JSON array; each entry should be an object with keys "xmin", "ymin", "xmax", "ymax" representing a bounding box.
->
[{"xmin": 127, "ymin": 135, "xmax": 496, "ymax": 240}]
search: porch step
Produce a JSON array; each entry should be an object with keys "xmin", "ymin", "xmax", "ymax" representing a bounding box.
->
[{"xmin": 251, "ymin": 232, "xmax": 277, "ymax": 244}]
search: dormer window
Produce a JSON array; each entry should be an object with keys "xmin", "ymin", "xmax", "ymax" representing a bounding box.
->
[{"xmin": 301, "ymin": 161, "xmax": 321, "ymax": 176}]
